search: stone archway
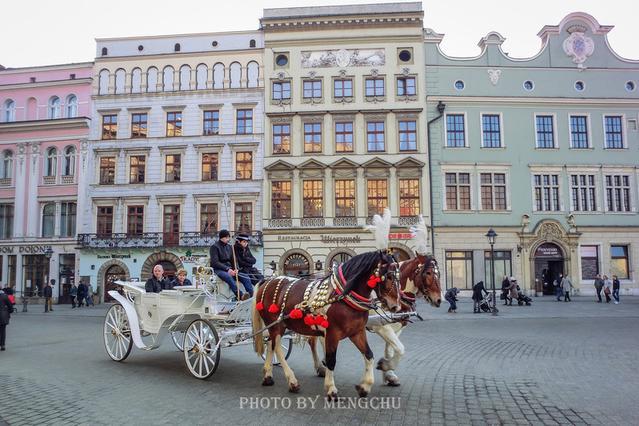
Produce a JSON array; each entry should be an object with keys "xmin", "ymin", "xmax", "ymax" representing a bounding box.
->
[
  {"xmin": 326, "ymin": 247, "xmax": 357, "ymax": 270},
  {"xmin": 279, "ymin": 249, "xmax": 313, "ymax": 278},
  {"xmin": 388, "ymin": 243, "xmax": 415, "ymax": 261},
  {"xmin": 97, "ymin": 260, "xmax": 130, "ymax": 303},
  {"xmin": 140, "ymin": 251, "xmax": 184, "ymax": 281}
]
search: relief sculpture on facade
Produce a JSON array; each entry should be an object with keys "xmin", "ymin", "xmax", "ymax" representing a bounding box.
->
[{"xmin": 301, "ymin": 48, "xmax": 385, "ymax": 68}]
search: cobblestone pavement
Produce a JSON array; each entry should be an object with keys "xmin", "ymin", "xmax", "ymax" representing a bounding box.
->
[{"xmin": 1, "ymin": 297, "xmax": 637, "ymax": 425}]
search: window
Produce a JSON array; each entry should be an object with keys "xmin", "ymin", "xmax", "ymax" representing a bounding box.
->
[
  {"xmin": 580, "ymin": 245, "xmax": 599, "ymax": 280},
  {"xmin": 96, "ymin": 206, "xmax": 113, "ymax": 236},
  {"xmin": 626, "ymin": 81, "xmax": 636, "ymax": 92},
  {"xmin": 272, "ymin": 124, "xmax": 291, "ymax": 154},
  {"xmin": 165, "ymin": 154, "xmax": 181, "ymax": 182},
  {"xmin": 365, "ymin": 78, "xmax": 385, "ymax": 97},
  {"xmin": 131, "ymin": 113, "xmax": 148, "ymax": 138},
  {"xmin": 304, "ymin": 123, "xmax": 322, "ymax": 153},
  {"xmin": 399, "ymin": 179, "xmax": 419, "ymax": 217},
  {"xmin": 129, "ymin": 155, "xmax": 145, "ymax": 184},
  {"xmin": 398, "ymin": 120, "xmax": 417, "ymax": 151},
  {"xmin": 574, "ymin": 81, "xmax": 585, "ymax": 92},
  {"xmin": 1, "ymin": 150, "xmax": 12, "ymax": 179},
  {"xmin": 166, "ymin": 112, "xmax": 182, "ymax": 137},
  {"xmin": 163, "ymin": 205, "xmax": 180, "ymax": 245},
  {"xmin": 271, "ymin": 181, "xmax": 292, "ymax": 219},
  {"xmin": 604, "ymin": 116, "xmax": 624, "ymax": 149},
  {"xmin": 4, "ymin": 99, "xmax": 16, "ymax": 122},
  {"xmin": 201, "ymin": 153, "xmax": 218, "ymax": 181},
  {"xmin": 335, "ymin": 122, "xmax": 353, "ymax": 152},
  {"xmin": 446, "ymin": 114, "xmax": 465, "ymax": 147},
  {"xmin": 42, "ymin": 203, "xmax": 55, "ymax": 237},
  {"xmin": 481, "ymin": 114, "xmax": 501, "ymax": 148},
  {"xmin": 367, "ymin": 121, "xmax": 385, "ymax": 152},
  {"xmin": 63, "ymin": 146, "xmax": 76, "ymax": 176},
  {"xmin": 367, "ymin": 179, "xmax": 388, "ymax": 217},
  {"xmin": 235, "ymin": 152, "xmax": 252, "ymax": 180},
  {"xmin": 200, "ymin": 204, "xmax": 218, "ymax": 235},
  {"xmin": 445, "ymin": 172, "xmax": 470, "ymax": 210},
  {"xmin": 454, "ymin": 80, "xmax": 465, "ymax": 91},
  {"xmin": 66, "ymin": 95, "xmax": 78, "ymax": 118},
  {"xmin": 605, "ymin": 175, "xmax": 631, "ymax": 212},
  {"xmin": 203, "ymin": 110, "xmax": 219, "ymax": 135},
  {"xmin": 484, "ymin": 251, "xmax": 512, "ymax": 288},
  {"xmin": 102, "ymin": 115, "xmax": 117, "ymax": 140},
  {"xmin": 275, "ymin": 54, "xmax": 288, "ymax": 67},
  {"xmin": 570, "ymin": 174, "xmax": 596, "ymax": 212},
  {"xmin": 303, "ymin": 180, "xmax": 323, "ymax": 217},
  {"xmin": 99, "ymin": 157, "xmax": 115, "ymax": 185},
  {"xmin": 48, "ymin": 96, "xmax": 61, "ymax": 119},
  {"xmin": 396, "ymin": 76, "xmax": 416, "ymax": 96},
  {"xmin": 272, "ymin": 81, "xmax": 291, "ymax": 100},
  {"xmin": 535, "ymin": 115, "xmax": 555, "ymax": 148},
  {"xmin": 234, "ymin": 202, "xmax": 252, "ymax": 233},
  {"xmin": 610, "ymin": 245, "xmax": 629, "ymax": 279},
  {"xmin": 335, "ymin": 180, "xmax": 355, "ymax": 217},
  {"xmin": 534, "ymin": 174, "xmax": 560, "ymax": 211},
  {"xmin": 0, "ymin": 204, "xmax": 13, "ymax": 239},
  {"xmin": 480, "ymin": 173, "xmax": 507, "ymax": 211},
  {"xmin": 60, "ymin": 202, "xmax": 76, "ymax": 237},
  {"xmin": 127, "ymin": 206, "xmax": 144, "ymax": 236},
  {"xmin": 45, "ymin": 148, "xmax": 57, "ymax": 177},
  {"xmin": 334, "ymin": 79, "xmax": 353, "ymax": 98},
  {"xmin": 570, "ymin": 116, "xmax": 589, "ymax": 148},
  {"xmin": 236, "ymin": 109, "xmax": 253, "ymax": 134},
  {"xmin": 445, "ymin": 251, "xmax": 473, "ymax": 290},
  {"xmin": 303, "ymin": 80, "xmax": 322, "ymax": 99},
  {"xmin": 523, "ymin": 80, "xmax": 534, "ymax": 91}
]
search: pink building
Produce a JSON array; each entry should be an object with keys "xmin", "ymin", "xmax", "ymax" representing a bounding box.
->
[{"xmin": 0, "ymin": 62, "xmax": 92, "ymax": 303}]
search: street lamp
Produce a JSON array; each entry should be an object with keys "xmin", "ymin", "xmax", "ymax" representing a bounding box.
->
[
  {"xmin": 315, "ymin": 260, "xmax": 323, "ymax": 272},
  {"xmin": 485, "ymin": 228, "xmax": 498, "ymax": 316},
  {"xmin": 44, "ymin": 247, "xmax": 54, "ymax": 259},
  {"xmin": 269, "ymin": 260, "xmax": 277, "ymax": 274}
]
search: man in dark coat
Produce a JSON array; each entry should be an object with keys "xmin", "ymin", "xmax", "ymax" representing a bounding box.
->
[
  {"xmin": 44, "ymin": 280, "xmax": 53, "ymax": 313},
  {"xmin": 145, "ymin": 265, "xmax": 171, "ymax": 293},
  {"xmin": 234, "ymin": 234, "xmax": 263, "ymax": 287},
  {"xmin": 472, "ymin": 281, "xmax": 488, "ymax": 313},
  {"xmin": 77, "ymin": 281, "xmax": 87, "ymax": 307},
  {"xmin": 0, "ymin": 288, "xmax": 13, "ymax": 350},
  {"xmin": 210, "ymin": 229, "xmax": 253, "ymax": 300}
]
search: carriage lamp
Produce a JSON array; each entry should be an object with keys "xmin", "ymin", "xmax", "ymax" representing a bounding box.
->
[
  {"xmin": 269, "ymin": 260, "xmax": 277, "ymax": 273},
  {"xmin": 485, "ymin": 228, "xmax": 498, "ymax": 316},
  {"xmin": 44, "ymin": 246, "xmax": 54, "ymax": 259},
  {"xmin": 315, "ymin": 260, "xmax": 323, "ymax": 271}
]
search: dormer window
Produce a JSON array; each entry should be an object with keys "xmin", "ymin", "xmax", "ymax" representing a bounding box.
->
[
  {"xmin": 101, "ymin": 47, "xmax": 108, "ymax": 56},
  {"xmin": 174, "ymin": 43, "xmax": 181, "ymax": 52}
]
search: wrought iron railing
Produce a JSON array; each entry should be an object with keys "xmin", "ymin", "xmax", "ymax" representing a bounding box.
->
[{"xmin": 77, "ymin": 231, "xmax": 264, "ymax": 248}]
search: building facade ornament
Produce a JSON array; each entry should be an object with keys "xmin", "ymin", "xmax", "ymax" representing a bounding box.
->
[
  {"xmin": 487, "ymin": 69, "xmax": 502, "ymax": 85},
  {"xmin": 301, "ymin": 49, "xmax": 385, "ymax": 68},
  {"xmin": 562, "ymin": 32, "xmax": 594, "ymax": 68}
]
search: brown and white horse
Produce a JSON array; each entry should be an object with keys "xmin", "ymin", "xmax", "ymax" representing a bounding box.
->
[{"xmin": 252, "ymin": 250, "xmax": 402, "ymax": 399}]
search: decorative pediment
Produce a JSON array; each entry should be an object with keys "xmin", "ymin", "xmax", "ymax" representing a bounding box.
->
[
  {"xmin": 264, "ymin": 160, "xmax": 295, "ymax": 171},
  {"xmin": 362, "ymin": 157, "xmax": 392, "ymax": 169},
  {"xmin": 330, "ymin": 157, "xmax": 360, "ymax": 169},
  {"xmin": 298, "ymin": 159, "xmax": 327, "ymax": 170},
  {"xmin": 533, "ymin": 220, "xmax": 566, "ymax": 240},
  {"xmin": 394, "ymin": 157, "xmax": 425, "ymax": 169}
]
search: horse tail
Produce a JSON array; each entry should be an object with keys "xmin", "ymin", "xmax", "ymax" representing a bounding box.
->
[{"xmin": 252, "ymin": 282, "xmax": 265, "ymax": 356}]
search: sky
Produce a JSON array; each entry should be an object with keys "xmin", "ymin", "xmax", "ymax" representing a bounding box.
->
[{"xmin": 1, "ymin": 0, "xmax": 638, "ymax": 68}]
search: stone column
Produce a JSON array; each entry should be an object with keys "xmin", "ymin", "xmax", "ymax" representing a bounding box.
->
[
  {"xmin": 13, "ymin": 144, "xmax": 27, "ymax": 238},
  {"xmin": 324, "ymin": 168, "xmax": 334, "ymax": 218},
  {"xmin": 389, "ymin": 167, "xmax": 398, "ymax": 217},
  {"xmin": 15, "ymin": 255, "xmax": 23, "ymax": 297},
  {"xmin": 292, "ymin": 169, "xmax": 301, "ymax": 219},
  {"xmin": 53, "ymin": 202, "xmax": 61, "ymax": 237},
  {"xmin": 356, "ymin": 168, "xmax": 366, "ymax": 219},
  {"xmin": 1, "ymin": 255, "xmax": 8, "ymax": 284},
  {"xmin": 26, "ymin": 144, "xmax": 41, "ymax": 238}
]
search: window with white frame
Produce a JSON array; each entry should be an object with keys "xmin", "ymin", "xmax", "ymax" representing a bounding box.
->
[
  {"xmin": 605, "ymin": 175, "xmax": 631, "ymax": 212},
  {"xmin": 480, "ymin": 173, "xmax": 507, "ymax": 210},
  {"xmin": 481, "ymin": 114, "xmax": 501, "ymax": 148},
  {"xmin": 303, "ymin": 80, "xmax": 322, "ymax": 99},
  {"xmin": 604, "ymin": 116, "xmax": 624, "ymax": 149},
  {"xmin": 42, "ymin": 203, "xmax": 55, "ymax": 237},
  {"xmin": 45, "ymin": 147, "xmax": 57, "ymax": 177},
  {"xmin": 272, "ymin": 81, "xmax": 291, "ymax": 100},
  {"xmin": 60, "ymin": 202, "xmax": 76, "ymax": 237},
  {"xmin": 62, "ymin": 146, "xmax": 76, "ymax": 176},
  {"xmin": 446, "ymin": 114, "xmax": 465, "ymax": 147},
  {"xmin": 48, "ymin": 96, "xmax": 61, "ymax": 119},
  {"xmin": 365, "ymin": 77, "xmax": 385, "ymax": 97},
  {"xmin": 610, "ymin": 245, "xmax": 629, "ymax": 279},
  {"xmin": 66, "ymin": 95, "xmax": 78, "ymax": 118},
  {"xmin": 535, "ymin": 115, "xmax": 555, "ymax": 148},
  {"xmin": 579, "ymin": 245, "xmax": 599, "ymax": 280},
  {"xmin": 570, "ymin": 116, "xmax": 589, "ymax": 148},
  {"xmin": 445, "ymin": 251, "xmax": 473, "ymax": 290},
  {"xmin": 570, "ymin": 174, "xmax": 596, "ymax": 211},
  {"xmin": 396, "ymin": 76, "xmax": 416, "ymax": 96},
  {"xmin": 533, "ymin": 174, "xmax": 560, "ymax": 211},
  {"xmin": 445, "ymin": 172, "xmax": 471, "ymax": 210},
  {"xmin": 366, "ymin": 121, "xmax": 385, "ymax": 152},
  {"xmin": 4, "ymin": 99, "xmax": 16, "ymax": 122},
  {"xmin": 398, "ymin": 120, "xmax": 417, "ymax": 151},
  {"xmin": 0, "ymin": 204, "xmax": 13, "ymax": 239},
  {"xmin": 1, "ymin": 150, "xmax": 13, "ymax": 180},
  {"xmin": 200, "ymin": 203, "xmax": 218, "ymax": 235}
]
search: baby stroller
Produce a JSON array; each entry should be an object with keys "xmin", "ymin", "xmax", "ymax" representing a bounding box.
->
[
  {"xmin": 516, "ymin": 285, "xmax": 532, "ymax": 306},
  {"xmin": 478, "ymin": 292, "xmax": 496, "ymax": 313}
]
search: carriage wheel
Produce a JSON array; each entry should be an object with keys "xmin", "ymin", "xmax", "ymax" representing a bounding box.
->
[
  {"xmin": 183, "ymin": 319, "xmax": 221, "ymax": 379},
  {"xmin": 103, "ymin": 304, "xmax": 133, "ymax": 362},
  {"xmin": 260, "ymin": 336, "xmax": 293, "ymax": 366},
  {"xmin": 171, "ymin": 331, "xmax": 186, "ymax": 351}
]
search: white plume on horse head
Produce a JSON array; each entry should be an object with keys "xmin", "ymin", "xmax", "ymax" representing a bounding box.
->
[
  {"xmin": 410, "ymin": 215, "xmax": 429, "ymax": 255},
  {"xmin": 364, "ymin": 208, "xmax": 392, "ymax": 250}
]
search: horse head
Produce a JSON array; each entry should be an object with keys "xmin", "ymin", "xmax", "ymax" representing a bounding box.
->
[
  {"xmin": 414, "ymin": 254, "xmax": 442, "ymax": 307},
  {"xmin": 374, "ymin": 250, "xmax": 402, "ymax": 313}
]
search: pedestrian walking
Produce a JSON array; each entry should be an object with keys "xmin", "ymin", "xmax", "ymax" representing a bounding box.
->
[
  {"xmin": 70, "ymin": 283, "xmax": 78, "ymax": 308},
  {"xmin": 594, "ymin": 274, "xmax": 604, "ymax": 303},
  {"xmin": 501, "ymin": 276, "xmax": 511, "ymax": 306},
  {"xmin": 85, "ymin": 282, "xmax": 95, "ymax": 307},
  {"xmin": 508, "ymin": 278, "xmax": 519, "ymax": 305},
  {"xmin": 77, "ymin": 281, "xmax": 87, "ymax": 307},
  {"xmin": 43, "ymin": 280, "xmax": 53, "ymax": 312},
  {"xmin": 554, "ymin": 274, "xmax": 564, "ymax": 301},
  {"xmin": 472, "ymin": 281, "xmax": 488, "ymax": 313},
  {"xmin": 445, "ymin": 287, "xmax": 459, "ymax": 313},
  {"xmin": 561, "ymin": 275, "xmax": 572, "ymax": 302},
  {"xmin": 0, "ymin": 288, "xmax": 13, "ymax": 351},
  {"xmin": 612, "ymin": 275, "xmax": 620, "ymax": 304},
  {"xmin": 603, "ymin": 275, "xmax": 612, "ymax": 303}
]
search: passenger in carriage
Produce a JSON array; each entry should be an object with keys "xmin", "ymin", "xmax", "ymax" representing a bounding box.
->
[
  {"xmin": 145, "ymin": 265, "xmax": 172, "ymax": 293},
  {"xmin": 171, "ymin": 269, "xmax": 192, "ymax": 288},
  {"xmin": 233, "ymin": 234, "xmax": 264, "ymax": 287},
  {"xmin": 209, "ymin": 229, "xmax": 253, "ymax": 301}
]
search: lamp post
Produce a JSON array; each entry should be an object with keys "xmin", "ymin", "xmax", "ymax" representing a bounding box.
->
[{"xmin": 485, "ymin": 228, "xmax": 498, "ymax": 316}]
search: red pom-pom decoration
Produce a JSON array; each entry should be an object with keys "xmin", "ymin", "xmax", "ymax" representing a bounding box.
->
[
  {"xmin": 256, "ymin": 301, "xmax": 264, "ymax": 311},
  {"xmin": 367, "ymin": 275, "xmax": 381, "ymax": 288},
  {"xmin": 303, "ymin": 315, "xmax": 315, "ymax": 326},
  {"xmin": 268, "ymin": 303, "xmax": 280, "ymax": 314},
  {"xmin": 289, "ymin": 308, "xmax": 303, "ymax": 319},
  {"xmin": 319, "ymin": 319, "xmax": 330, "ymax": 329},
  {"xmin": 314, "ymin": 315, "xmax": 326, "ymax": 325}
]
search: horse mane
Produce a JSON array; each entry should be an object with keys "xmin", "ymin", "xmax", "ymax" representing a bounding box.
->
[
  {"xmin": 399, "ymin": 254, "xmax": 434, "ymax": 288},
  {"xmin": 340, "ymin": 251, "xmax": 383, "ymax": 294}
]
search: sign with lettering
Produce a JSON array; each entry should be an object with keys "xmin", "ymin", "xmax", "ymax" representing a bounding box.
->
[
  {"xmin": 389, "ymin": 233, "xmax": 413, "ymax": 240},
  {"xmin": 180, "ymin": 255, "xmax": 207, "ymax": 264},
  {"xmin": 321, "ymin": 235, "xmax": 361, "ymax": 244},
  {"xmin": 0, "ymin": 246, "xmax": 14, "ymax": 253},
  {"xmin": 18, "ymin": 245, "xmax": 50, "ymax": 254},
  {"xmin": 97, "ymin": 254, "xmax": 132, "ymax": 259},
  {"xmin": 535, "ymin": 243, "xmax": 562, "ymax": 258},
  {"xmin": 277, "ymin": 236, "xmax": 311, "ymax": 241}
]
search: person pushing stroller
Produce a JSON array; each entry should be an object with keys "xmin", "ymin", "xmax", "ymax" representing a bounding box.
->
[
  {"xmin": 445, "ymin": 287, "xmax": 459, "ymax": 313},
  {"xmin": 472, "ymin": 281, "xmax": 489, "ymax": 313}
]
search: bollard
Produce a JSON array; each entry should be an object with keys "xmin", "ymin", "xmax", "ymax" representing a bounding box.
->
[{"xmin": 22, "ymin": 296, "xmax": 28, "ymax": 312}]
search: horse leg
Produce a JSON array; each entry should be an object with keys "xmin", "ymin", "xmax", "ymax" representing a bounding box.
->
[
  {"xmin": 273, "ymin": 334, "xmax": 300, "ymax": 393},
  {"xmin": 349, "ymin": 330, "xmax": 375, "ymax": 398},
  {"xmin": 375, "ymin": 325, "xmax": 405, "ymax": 386},
  {"xmin": 261, "ymin": 331, "xmax": 276, "ymax": 386},
  {"xmin": 308, "ymin": 336, "xmax": 326, "ymax": 377},
  {"xmin": 323, "ymin": 332, "xmax": 339, "ymax": 400}
]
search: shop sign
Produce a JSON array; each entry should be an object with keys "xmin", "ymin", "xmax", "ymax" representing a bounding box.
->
[
  {"xmin": 277, "ymin": 236, "xmax": 311, "ymax": 241},
  {"xmin": 0, "ymin": 246, "xmax": 15, "ymax": 253},
  {"xmin": 535, "ymin": 243, "xmax": 562, "ymax": 258},
  {"xmin": 17, "ymin": 245, "xmax": 52, "ymax": 254},
  {"xmin": 321, "ymin": 235, "xmax": 361, "ymax": 244},
  {"xmin": 389, "ymin": 233, "xmax": 412, "ymax": 240},
  {"xmin": 97, "ymin": 254, "xmax": 132, "ymax": 259},
  {"xmin": 180, "ymin": 255, "xmax": 207, "ymax": 264}
]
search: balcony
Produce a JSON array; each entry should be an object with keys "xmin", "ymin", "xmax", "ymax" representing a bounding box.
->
[
  {"xmin": 77, "ymin": 231, "xmax": 263, "ymax": 249},
  {"xmin": 264, "ymin": 216, "xmax": 423, "ymax": 229},
  {"xmin": 0, "ymin": 178, "xmax": 11, "ymax": 187},
  {"xmin": 61, "ymin": 175, "xmax": 75, "ymax": 185},
  {"xmin": 43, "ymin": 176, "xmax": 56, "ymax": 185}
]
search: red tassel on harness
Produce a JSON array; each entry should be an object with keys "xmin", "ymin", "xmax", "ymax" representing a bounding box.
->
[
  {"xmin": 303, "ymin": 314, "xmax": 315, "ymax": 326},
  {"xmin": 256, "ymin": 301, "xmax": 264, "ymax": 311},
  {"xmin": 367, "ymin": 275, "xmax": 381, "ymax": 288},
  {"xmin": 319, "ymin": 319, "xmax": 330, "ymax": 329},
  {"xmin": 268, "ymin": 303, "xmax": 280, "ymax": 314},
  {"xmin": 289, "ymin": 308, "xmax": 303, "ymax": 319}
]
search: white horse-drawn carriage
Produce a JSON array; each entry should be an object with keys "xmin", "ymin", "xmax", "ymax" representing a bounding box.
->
[{"xmin": 102, "ymin": 265, "xmax": 292, "ymax": 379}]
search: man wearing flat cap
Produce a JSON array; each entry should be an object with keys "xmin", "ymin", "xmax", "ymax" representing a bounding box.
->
[
  {"xmin": 234, "ymin": 234, "xmax": 264, "ymax": 287},
  {"xmin": 209, "ymin": 229, "xmax": 253, "ymax": 300}
]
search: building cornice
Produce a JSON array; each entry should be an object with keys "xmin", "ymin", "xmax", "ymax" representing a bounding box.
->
[
  {"xmin": 0, "ymin": 117, "xmax": 90, "ymax": 134},
  {"xmin": 265, "ymin": 34, "xmax": 424, "ymax": 47},
  {"xmin": 94, "ymin": 48, "xmax": 264, "ymax": 64},
  {"xmin": 427, "ymin": 96, "xmax": 639, "ymax": 106},
  {"xmin": 0, "ymin": 62, "xmax": 93, "ymax": 74},
  {"xmin": 0, "ymin": 77, "xmax": 92, "ymax": 90}
]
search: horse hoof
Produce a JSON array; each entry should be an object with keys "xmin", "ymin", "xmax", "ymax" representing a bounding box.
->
[
  {"xmin": 376, "ymin": 358, "xmax": 390, "ymax": 372},
  {"xmin": 355, "ymin": 385, "xmax": 369, "ymax": 398},
  {"xmin": 326, "ymin": 391, "xmax": 338, "ymax": 402},
  {"xmin": 316, "ymin": 366, "xmax": 326, "ymax": 377},
  {"xmin": 289, "ymin": 383, "xmax": 301, "ymax": 393},
  {"xmin": 262, "ymin": 376, "xmax": 274, "ymax": 386},
  {"xmin": 385, "ymin": 379, "xmax": 401, "ymax": 387}
]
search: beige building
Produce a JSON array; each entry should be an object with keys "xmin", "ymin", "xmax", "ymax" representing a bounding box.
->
[{"xmin": 261, "ymin": 3, "xmax": 430, "ymax": 276}]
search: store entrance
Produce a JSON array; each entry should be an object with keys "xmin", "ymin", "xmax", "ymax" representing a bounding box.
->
[{"xmin": 533, "ymin": 243, "xmax": 565, "ymax": 295}]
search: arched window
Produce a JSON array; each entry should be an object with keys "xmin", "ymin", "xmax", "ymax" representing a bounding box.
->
[
  {"xmin": 63, "ymin": 146, "xmax": 76, "ymax": 176},
  {"xmin": 114, "ymin": 69, "xmax": 126, "ymax": 94},
  {"xmin": 247, "ymin": 61, "xmax": 259, "ymax": 88},
  {"xmin": 196, "ymin": 64, "xmax": 208, "ymax": 89},
  {"xmin": 45, "ymin": 147, "xmax": 57, "ymax": 176},
  {"xmin": 1, "ymin": 150, "xmax": 13, "ymax": 179},
  {"xmin": 98, "ymin": 69, "xmax": 110, "ymax": 95},
  {"xmin": 179, "ymin": 65, "xmax": 191, "ymax": 91},
  {"xmin": 48, "ymin": 96, "xmax": 61, "ymax": 119},
  {"xmin": 163, "ymin": 66, "xmax": 174, "ymax": 91},
  {"xmin": 147, "ymin": 67, "xmax": 158, "ymax": 93},
  {"xmin": 42, "ymin": 203, "xmax": 55, "ymax": 237},
  {"xmin": 26, "ymin": 97, "xmax": 37, "ymax": 120},
  {"xmin": 101, "ymin": 47, "xmax": 108, "ymax": 56},
  {"xmin": 213, "ymin": 63, "xmax": 224, "ymax": 89},
  {"xmin": 65, "ymin": 95, "xmax": 78, "ymax": 118},
  {"xmin": 229, "ymin": 62, "xmax": 241, "ymax": 88},
  {"xmin": 4, "ymin": 99, "xmax": 16, "ymax": 122},
  {"xmin": 131, "ymin": 68, "xmax": 142, "ymax": 93}
]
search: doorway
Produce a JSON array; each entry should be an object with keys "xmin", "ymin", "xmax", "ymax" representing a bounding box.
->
[
  {"xmin": 104, "ymin": 265, "xmax": 126, "ymax": 302},
  {"xmin": 533, "ymin": 243, "xmax": 565, "ymax": 295}
]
